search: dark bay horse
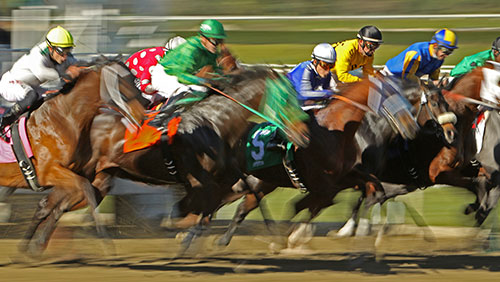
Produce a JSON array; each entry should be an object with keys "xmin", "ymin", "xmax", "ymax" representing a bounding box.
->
[
  {"xmin": 0, "ymin": 59, "xmax": 144, "ymax": 254},
  {"xmin": 339, "ymin": 66, "xmax": 496, "ymax": 237},
  {"xmin": 84, "ymin": 67, "xmax": 310, "ymax": 241},
  {"xmin": 211, "ymin": 80, "xmax": 457, "ymax": 247}
]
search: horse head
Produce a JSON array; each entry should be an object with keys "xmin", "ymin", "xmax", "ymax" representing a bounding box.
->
[
  {"xmin": 194, "ymin": 46, "xmax": 241, "ymax": 81},
  {"xmin": 404, "ymin": 81, "xmax": 457, "ymax": 146}
]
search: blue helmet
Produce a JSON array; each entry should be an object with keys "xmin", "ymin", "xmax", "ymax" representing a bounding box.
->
[{"xmin": 430, "ymin": 28, "xmax": 458, "ymax": 49}]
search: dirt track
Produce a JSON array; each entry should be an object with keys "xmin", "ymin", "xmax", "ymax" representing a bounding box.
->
[{"xmin": 1, "ymin": 226, "xmax": 500, "ymax": 282}]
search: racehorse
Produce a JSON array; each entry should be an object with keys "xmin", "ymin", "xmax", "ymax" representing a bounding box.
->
[
  {"xmin": 83, "ymin": 66, "xmax": 310, "ymax": 250},
  {"xmin": 338, "ymin": 66, "xmax": 496, "ymax": 237},
  {"xmin": 174, "ymin": 78, "xmax": 448, "ymax": 248},
  {"xmin": 0, "ymin": 58, "xmax": 143, "ymax": 255}
]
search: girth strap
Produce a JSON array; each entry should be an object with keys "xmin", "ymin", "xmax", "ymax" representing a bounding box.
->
[
  {"xmin": 160, "ymin": 135, "xmax": 182, "ymax": 183},
  {"xmin": 10, "ymin": 114, "xmax": 44, "ymax": 192},
  {"xmin": 282, "ymin": 153, "xmax": 307, "ymax": 193}
]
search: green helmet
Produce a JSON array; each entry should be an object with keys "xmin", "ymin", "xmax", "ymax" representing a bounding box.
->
[{"xmin": 199, "ymin": 19, "xmax": 226, "ymax": 39}]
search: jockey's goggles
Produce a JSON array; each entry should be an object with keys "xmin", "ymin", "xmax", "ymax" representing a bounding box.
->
[
  {"xmin": 318, "ymin": 60, "xmax": 335, "ymax": 70},
  {"xmin": 53, "ymin": 46, "xmax": 73, "ymax": 56},
  {"xmin": 438, "ymin": 45, "xmax": 454, "ymax": 55},
  {"xmin": 363, "ymin": 41, "xmax": 380, "ymax": 51},
  {"xmin": 204, "ymin": 36, "xmax": 223, "ymax": 47}
]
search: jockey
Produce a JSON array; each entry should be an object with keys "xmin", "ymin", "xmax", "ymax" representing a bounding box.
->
[
  {"xmin": 150, "ymin": 19, "xmax": 227, "ymax": 116},
  {"xmin": 287, "ymin": 43, "xmax": 337, "ymax": 107},
  {"xmin": 450, "ymin": 36, "xmax": 500, "ymax": 77},
  {"xmin": 331, "ymin": 25, "xmax": 383, "ymax": 84},
  {"xmin": 125, "ymin": 36, "xmax": 186, "ymax": 106},
  {"xmin": 0, "ymin": 26, "xmax": 79, "ymax": 131},
  {"xmin": 383, "ymin": 28, "xmax": 458, "ymax": 84}
]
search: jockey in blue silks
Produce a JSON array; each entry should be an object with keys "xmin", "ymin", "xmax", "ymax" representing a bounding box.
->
[
  {"xmin": 382, "ymin": 28, "xmax": 458, "ymax": 85},
  {"xmin": 287, "ymin": 43, "xmax": 338, "ymax": 107}
]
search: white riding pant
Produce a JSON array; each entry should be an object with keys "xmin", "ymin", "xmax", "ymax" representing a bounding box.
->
[
  {"xmin": 150, "ymin": 64, "xmax": 207, "ymax": 100},
  {"xmin": 0, "ymin": 71, "xmax": 32, "ymax": 102}
]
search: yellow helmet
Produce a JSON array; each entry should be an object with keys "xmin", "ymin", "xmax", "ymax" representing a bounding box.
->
[{"xmin": 45, "ymin": 26, "xmax": 75, "ymax": 48}]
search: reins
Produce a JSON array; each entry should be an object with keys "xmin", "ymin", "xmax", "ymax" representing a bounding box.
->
[
  {"xmin": 443, "ymin": 90, "xmax": 500, "ymax": 111},
  {"xmin": 206, "ymin": 85, "xmax": 289, "ymax": 130},
  {"xmin": 329, "ymin": 93, "xmax": 374, "ymax": 113}
]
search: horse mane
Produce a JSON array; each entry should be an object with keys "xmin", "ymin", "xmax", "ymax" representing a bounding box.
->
[
  {"xmin": 58, "ymin": 56, "xmax": 127, "ymax": 95},
  {"xmin": 178, "ymin": 66, "xmax": 274, "ymax": 136}
]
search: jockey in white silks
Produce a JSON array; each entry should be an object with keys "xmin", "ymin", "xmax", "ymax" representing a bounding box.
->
[
  {"xmin": 0, "ymin": 26, "xmax": 80, "ymax": 131},
  {"xmin": 149, "ymin": 19, "xmax": 227, "ymax": 116}
]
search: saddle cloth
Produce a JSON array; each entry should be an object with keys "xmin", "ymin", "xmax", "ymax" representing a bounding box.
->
[
  {"xmin": 0, "ymin": 116, "xmax": 33, "ymax": 163},
  {"xmin": 246, "ymin": 122, "xmax": 293, "ymax": 171},
  {"xmin": 123, "ymin": 111, "xmax": 181, "ymax": 153}
]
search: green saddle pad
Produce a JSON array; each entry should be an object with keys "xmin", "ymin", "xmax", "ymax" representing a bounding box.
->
[{"xmin": 246, "ymin": 122, "xmax": 293, "ymax": 171}]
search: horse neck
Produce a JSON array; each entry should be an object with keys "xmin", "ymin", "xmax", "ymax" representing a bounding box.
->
[
  {"xmin": 452, "ymin": 68, "xmax": 483, "ymax": 101},
  {"xmin": 33, "ymin": 71, "xmax": 102, "ymax": 132},
  {"xmin": 447, "ymin": 68, "xmax": 483, "ymax": 126},
  {"xmin": 178, "ymin": 74, "xmax": 265, "ymax": 146},
  {"xmin": 315, "ymin": 81, "xmax": 369, "ymax": 138}
]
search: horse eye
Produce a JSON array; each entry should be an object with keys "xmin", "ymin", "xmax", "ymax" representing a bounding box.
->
[{"xmin": 431, "ymin": 102, "xmax": 438, "ymax": 107}]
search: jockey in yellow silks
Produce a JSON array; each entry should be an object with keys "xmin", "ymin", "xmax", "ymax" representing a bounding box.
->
[{"xmin": 331, "ymin": 26, "xmax": 383, "ymax": 83}]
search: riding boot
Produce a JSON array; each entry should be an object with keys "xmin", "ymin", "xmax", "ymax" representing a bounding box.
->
[
  {"xmin": 149, "ymin": 92, "xmax": 188, "ymax": 128},
  {"xmin": 0, "ymin": 90, "xmax": 37, "ymax": 132}
]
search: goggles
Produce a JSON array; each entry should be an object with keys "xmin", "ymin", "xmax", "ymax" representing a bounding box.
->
[
  {"xmin": 318, "ymin": 60, "xmax": 335, "ymax": 70},
  {"xmin": 52, "ymin": 45, "xmax": 73, "ymax": 56},
  {"xmin": 363, "ymin": 41, "xmax": 380, "ymax": 51},
  {"xmin": 204, "ymin": 36, "xmax": 223, "ymax": 47},
  {"xmin": 438, "ymin": 45, "xmax": 454, "ymax": 55}
]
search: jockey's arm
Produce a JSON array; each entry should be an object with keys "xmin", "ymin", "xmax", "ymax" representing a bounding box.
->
[
  {"xmin": 429, "ymin": 69, "xmax": 441, "ymax": 85},
  {"xmin": 299, "ymin": 69, "xmax": 334, "ymax": 100},
  {"xmin": 161, "ymin": 53, "xmax": 208, "ymax": 86},
  {"xmin": 334, "ymin": 49, "xmax": 363, "ymax": 83},
  {"xmin": 401, "ymin": 53, "xmax": 421, "ymax": 83}
]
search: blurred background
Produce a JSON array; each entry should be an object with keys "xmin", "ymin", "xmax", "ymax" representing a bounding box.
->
[{"xmin": 0, "ymin": 0, "xmax": 499, "ymax": 238}]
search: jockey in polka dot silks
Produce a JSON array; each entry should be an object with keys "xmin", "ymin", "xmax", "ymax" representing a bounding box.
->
[{"xmin": 125, "ymin": 36, "xmax": 186, "ymax": 106}]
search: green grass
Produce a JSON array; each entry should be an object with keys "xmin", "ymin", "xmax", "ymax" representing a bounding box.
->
[{"xmin": 214, "ymin": 186, "xmax": 500, "ymax": 228}]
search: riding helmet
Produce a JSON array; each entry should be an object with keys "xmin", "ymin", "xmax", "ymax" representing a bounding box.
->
[
  {"xmin": 430, "ymin": 28, "xmax": 458, "ymax": 49},
  {"xmin": 357, "ymin": 26, "xmax": 383, "ymax": 43},
  {"xmin": 46, "ymin": 26, "xmax": 75, "ymax": 48},
  {"xmin": 199, "ymin": 19, "xmax": 227, "ymax": 39},
  {"xmin": 311, "ymin": 43, "xmax": 336, "ymax": 63}
]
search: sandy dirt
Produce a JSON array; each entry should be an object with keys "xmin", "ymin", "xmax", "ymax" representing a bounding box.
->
[{"xmin": 1, "ymin": 225, "xmax": 500, "ymax": 282}]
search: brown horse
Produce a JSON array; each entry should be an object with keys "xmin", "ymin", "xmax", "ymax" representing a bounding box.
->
[
  {"xmin": 337, "ymin": 66, "xmax": 494, "ymax": 237},
  {"xmin": 210, "ymin": 80, "xmax": 458, "ymax": 247},
  {"xmin": 0, "ymin": 59, "xmax": 143, "ymax": 255},
  {"xmin": 83, "ymin": 66, "xmax": 310, "ymax": 248}
]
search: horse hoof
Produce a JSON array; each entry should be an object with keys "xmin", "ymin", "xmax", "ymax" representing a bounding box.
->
[
  {"xmin": 464, "ymin": 203, "xmax": 478, "ymax": 215},
  {"xmin": 214, "ymin": 235, "xmax": 230, "ymax": 247}
]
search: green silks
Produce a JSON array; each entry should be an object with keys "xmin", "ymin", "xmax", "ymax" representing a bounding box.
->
[{"xmin": 261, "ymin": 73, "xmax": 309, "ymax": 131}]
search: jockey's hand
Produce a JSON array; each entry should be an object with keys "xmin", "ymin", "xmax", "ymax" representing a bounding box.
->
[{"xmin": 65, "ymin": 65, "xmax": 82, "ymax": 80}]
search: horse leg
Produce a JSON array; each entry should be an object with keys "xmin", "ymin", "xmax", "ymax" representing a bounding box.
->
[
  {"xmin": 217, "ymin": 177, "xmax": 278, "ymax": 247},
  {"xmin": 476, "ymin": 174, "xmax": 500, "ymax": 226},
  {"xmin": 216, "ymin": 192, "xmax": 259, "ymax": 247},
  {"xmin": 21, "ymin": 167, "xmax": 100, "ymax": 255},
  {"xmin": 89, "ymin": 171, "xmax": 116, "ymax": 254},
  {"xmin": 18, "ymin": 195, "xmax": 53, "ymax": 254},
  {"xmin": 336, "ymin": 195, "xmax": 363, "ymax": 237},
  {"xmin": 287, "ymin": 191, "xmax": 336, "ymax": 249}
]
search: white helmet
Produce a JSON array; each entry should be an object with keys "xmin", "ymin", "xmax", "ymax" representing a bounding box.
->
[
  {"xmin": 311, "ymin": 43, "xmax": 336, "ymax": 63},
  {"xmin": 165, "ymin": 36, "xmax": 186, "ymax": 51}
]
